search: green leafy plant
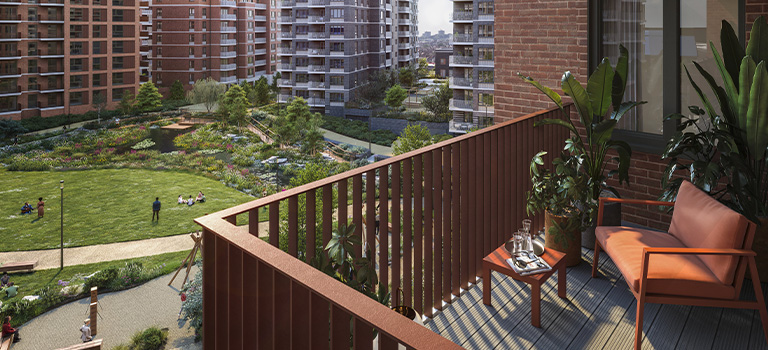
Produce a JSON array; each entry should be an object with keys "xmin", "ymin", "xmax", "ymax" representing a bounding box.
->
[
  {"xmin": 661, "ymin": 16, "xmax": 768, "ymax": 223},
  {"xmin": 527, "ymin": 151, "xmax": 590, "ymax": 247},
  {"xmin": 519, "ymin": 44, "xmax": 645, "ymax": 223},
  {"xmin": 127, "ymin": 326, "xmax": 168, "ymax": 350}
]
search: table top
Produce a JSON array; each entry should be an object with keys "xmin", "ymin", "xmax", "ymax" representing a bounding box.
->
[{"xmin": 483, "ymin": 244, "xmax": 566, "ymax": 282}]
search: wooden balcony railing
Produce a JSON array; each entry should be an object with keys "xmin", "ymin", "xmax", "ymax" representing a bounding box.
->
[{"xmin": 195, "ymin": 105, "xmax": 571, "ymax": 349}]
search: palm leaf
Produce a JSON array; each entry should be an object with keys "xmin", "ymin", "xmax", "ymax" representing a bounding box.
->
[
  {"xmin": 612, "ymin": 45, "xmax": 629, "ymax": 111},
  {"xmin": 738, "ymin": 56, "xmax": 757, "ymax": 142},
  {"xmin": 746, "ymin": 62, "xmax": 768, "ymax": 160},
  {"xmin": 692, "ymin": 61, "xmax": 736, "ymax": 126},
  {"xmin": 710, "ymin": 42, "xmax": 739, "ymax": 119},
  {"xmin": 721, "ymin": 20, "xmax": 745, "ymax": 87},
  {"xmin": 518, "ymin": 73, "xmax": 563, "ymax": 108},
  {"xmin": 534, "ymin": 118, "xmax": 578, "ymax": 135},
  {"xmin": 684, "ymin": 65, "xmax": 719, "ymax": 120},
  {"xmin": 746, "ymin": 16, "xmax": 768, "ymax": 66},
  {"xmin": 610, "ymin": 101, "xmax": 647, "ymax": 122},
  {"xmin": 561, "ymin": 71, "xmax": 593, "ymax": 126},
  {"xmin": 587, "ymin": 58, "xmax": 615, "ymax": 119}
]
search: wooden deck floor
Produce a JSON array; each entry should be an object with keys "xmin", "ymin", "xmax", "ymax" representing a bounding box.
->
[{"xmin": 423, "ymin": 249, "xmax": 768, "ymax": 349}]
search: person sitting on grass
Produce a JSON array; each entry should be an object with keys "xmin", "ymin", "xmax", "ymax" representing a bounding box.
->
[
  {"xmin": 4, "ymin": 283, "xmax": 18, "ymax": 298},
  {"xmin": 0, "ymin": 273, "xmax": 9, "ymax": 288},
  {"xmin": 178, "ymin": 195, "xmax": 185, "ymax": 204},
  {"xmin": 196, "ymin": 191, "xmax": 206, "ymax": 203},
  {"xmin": 20, "ymin": 202, "xmax": 32, "ymax": 215},
  {"xmin": 2, "ymin": 316, "xmax": 20, "ymax": 342},
  {"xmin": 187, "ymin": 196, "xmax": 195, "ymax": 206}
]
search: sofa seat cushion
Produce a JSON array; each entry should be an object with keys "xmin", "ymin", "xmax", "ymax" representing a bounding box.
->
[{"xmin": 596, "ymin": 226, "xmax": 736, "ymax": 300}]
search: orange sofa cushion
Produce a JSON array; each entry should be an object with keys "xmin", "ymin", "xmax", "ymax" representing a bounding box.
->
[
  {"xmin": 596, "ymin": 226, "xmax": 736, "ymax": 300},
  {"xmin": 669, "ymin": 181, "xmax": 748, "ymax": 285}
]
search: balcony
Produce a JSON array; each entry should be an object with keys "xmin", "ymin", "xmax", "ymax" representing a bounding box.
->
[
  {"xmin": 254, "ymin": 48, "xmax": 267, "ymax": 55},
  {"xmin": 141, "ymin": 9, "xmax": 151, "ymax": 16},
  {"xmin": 220, "ymin": 51, "xmax": 236, "ymax": 58},
  {"xmin": 221, "ymin": 14, "xmax": 236, "ymax": 21},
  {"xmin": 450, "ymin": 98, "xmax": 473, "ymax": 111},
  {"xmin": 194, "ymin": 107, "xmax": 573, "ymax": 349},
  {"xmin": 220, "ymin": 63, "xmax": 236, "ymax": 71},
  {"xmin": 254, "ymin": 3, "xmax": 266, "ymax": 9},
  {"xmin": 449, "ymin": 55, "xmax": 473, "ymax": 66},
  {"xmin": 221, "ymin": 39, "xmax": 236, "ymax": 45},
  {"xmin": 451, "ymin": 11, "xmax": 473, "ymax": 22},
  {"xmin": 449, "ymin": 77, "xmax": 472, "ymax": 88},
  {"xmin": 220, "ymin": 76, "xmax": 236, "ymax": 84},
  {"xmin": 453, "ymin": 33, "xmax": 474, "ymax": 44},
  {"xmin": 254, "ymin": 15, "xmax": 267, "ymax": 22},
  {"xmin": 220, "ymin": 0, "xmax": 235, "ymax": 6},
  {"xmin": 221, "ymin": 26, "xmax": 236, "ymax": 33}
]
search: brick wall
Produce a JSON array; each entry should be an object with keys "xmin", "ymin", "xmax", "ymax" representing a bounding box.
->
[{"xmin": 747, "ymin": 0, "xmax": 768, "ymax": 40}]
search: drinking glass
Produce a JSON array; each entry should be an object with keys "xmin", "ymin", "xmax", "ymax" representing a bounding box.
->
[
  {"xmin": 522, "ymin": 219, "xmax": 532, "ymax": 234},
  {"xmin": 512, "ymin": 231, "xmax": 524, "ymax": 254}
]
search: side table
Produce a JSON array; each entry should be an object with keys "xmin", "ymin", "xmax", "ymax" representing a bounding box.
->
[{"xmin": 482, "ymin": 245, "xmax": 567, "ymax": 327}]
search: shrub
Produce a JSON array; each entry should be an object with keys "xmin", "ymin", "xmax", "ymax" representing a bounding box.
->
[
  {"xmin": 128, "ymin": 326, "xmax": 168, "ymax": 350},
  {"xmin": 84, "ymin": 267, "xmax": 118, "ymax": 291},
  {"xmin": 321, "ymin": 115, "xmax": 397, "ymax": 146},
  {"xmin": 180, "ymin": 264, "xmax": 203, "ymax": 340}
]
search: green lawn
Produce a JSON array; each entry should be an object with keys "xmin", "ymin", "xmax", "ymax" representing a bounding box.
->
[{"xmin": 0, "ymin": 169, "xmax": 256, "ymax": 251}]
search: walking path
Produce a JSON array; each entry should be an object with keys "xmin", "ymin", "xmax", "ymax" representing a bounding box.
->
[
  {"xmin": 320, "ymin": 128, "xmax": 394, "ymax": 156},
  {"xmin": 0, "ymin": 235, "xmax": 195, "ymax": 271},
  {"xmin": 14, "ymin": 270, "xmax": 201, "ymax": 350}
]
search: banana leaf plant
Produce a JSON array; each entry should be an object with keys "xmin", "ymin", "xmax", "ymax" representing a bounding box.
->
[
  {"xmin": 661, "ymin": 16, "xmax": 768, "ymax": 223},
  {"xmin": 311, "ymin": 221, "xmax": 390, "ymax": 306},
  {"xmin": 519, "ymin": 44, "xmax": 646, "ymax": 224}
]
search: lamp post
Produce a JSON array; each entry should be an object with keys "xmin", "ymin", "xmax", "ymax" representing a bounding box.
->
[{"xmin": 60, "ymin": 180, "xmax": 64, "ymax": 270}]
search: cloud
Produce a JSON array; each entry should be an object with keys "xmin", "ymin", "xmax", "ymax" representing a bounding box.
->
[{"xmin": 417, "ymin": 0, "xmax": 451, "ymax": 34}]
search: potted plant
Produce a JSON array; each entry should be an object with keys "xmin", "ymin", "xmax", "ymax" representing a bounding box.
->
[
  {"xmin": 527, "ymin": 151, "xmax": 590, "ymax": 266},
  {"xmin": 519, "ymin": 44, "xmax": 646, "ymax": 248},
  {"xmin": 661, "ymin": 16, "xmax": 768, "ymax": 279}
]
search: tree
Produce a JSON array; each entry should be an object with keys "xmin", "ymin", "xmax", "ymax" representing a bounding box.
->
[
  {"xmin": 92, "ymin": 91, "xmax": 107, "ymax": 123},
  {"xmin": 351, "ymin": 70, "xmax": 397, "ymax": 108},
  {"xmin": 384, "ymin": 85, "xmax": 408, "ymax": 110},
  {"xmin": 239, "ymin": 81, "xmax": 256, "ymax": 106},
  {"xmin": 301, "ymin": 112, "xmax": 324, "ymax": 155},
  {"xmin": 420, "ymin": 82, "xmax": 451, "ymax": 122},
  {"xmin": 393, "ymin": 124, "xmax": 433, "ymax": 155},
  {"xmin": 254, "ymin": 76, "xmax": 271, "ymax": 106},
  {"xmin": 270, "ymin": 71, "xmax": 281, "ymax": 98},
  {"xmin": 118, "ymin": 90, "xmax": 136, "ymax": 116},
  {"xmin": 417, "ymin": 58, "xmax": 430, "ymax": 79},
  {"xmin": 0, "ymin": 119, "xmax": 27, "ymax": 140},
  {"xmin": 169, "ymin": 80, "xmax": 186, "ymax": 101},
  {"xmin": 273, "ymin": 97, "xmax": 323, "ymax": 149},
  {"xmin": 187, "ymin": 77, "xmax": 226, "ymax": 113},
  {"xmin": 135, "ymin": 81, "xmax": 163, "ymax": 112},
  {"xmin": 398, "ymin": 66, "xmax": 416, "ymax": 88},
  {"xmin": 219, "ymin": 84, "xmax": 250, "ymax": 129}
]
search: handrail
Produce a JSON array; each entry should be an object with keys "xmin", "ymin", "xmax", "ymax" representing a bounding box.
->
[{"xmin": 199, "ymin": 104, "xmax": 568, "ymax": 222}]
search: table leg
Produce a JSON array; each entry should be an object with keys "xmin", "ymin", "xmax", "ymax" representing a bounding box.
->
[
  {"xmin": 531, "ymin": 283, "xmax": 541, "ymax": 328},
  {"xmin": 558, "ymin": 262, "xmax": 567, "ymax": 299},
  {"xmin": 483, "ymin": 265, "xmax": 491, "ymax": 306}
]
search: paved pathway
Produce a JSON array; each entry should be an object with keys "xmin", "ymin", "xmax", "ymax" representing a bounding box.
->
[
  {"xmin": 320, "ymin": 128, "xmax": 394, "ymax": 156},
  {"xmin": 15, "ymin": 270, "xmax": 201, "ymax": 350},
  {"xmin": 0, "ymin": 235, "xmax": 195, "ymax": 271}
]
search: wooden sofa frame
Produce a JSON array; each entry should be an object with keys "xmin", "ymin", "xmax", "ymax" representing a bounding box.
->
[{"xmin": 591, "ymin": 197, "xmax": 768, "ymax": 350}]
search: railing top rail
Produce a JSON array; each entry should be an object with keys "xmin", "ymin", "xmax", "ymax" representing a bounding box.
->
[
  {"xmin": 196, "ymin": 104, "xmax": 568, "ymax": 220},
  {"xmin": 196, "ymin": 215, "xmax": 465, "ymax": 349}
]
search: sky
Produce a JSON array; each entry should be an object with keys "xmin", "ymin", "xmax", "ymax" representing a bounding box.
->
[{"xmin": 418, "ymin": 0, "xmax": 451, "ymax": 34}]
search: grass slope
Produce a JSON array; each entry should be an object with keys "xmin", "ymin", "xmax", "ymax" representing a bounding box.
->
[{"xmin": 0, "ymin": 169, "xmax": 254, "ymax": 251}]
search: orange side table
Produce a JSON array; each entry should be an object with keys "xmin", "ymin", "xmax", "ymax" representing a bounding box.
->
[{"xmin": 482, "ymin": 245, "xmax": 567, "ymax": 327}]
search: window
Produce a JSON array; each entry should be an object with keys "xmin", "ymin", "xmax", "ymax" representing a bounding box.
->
[
  {"xmin": 330, "ymin": 92, "xmax": 343, "ymax": 102},
  {"xmin": 69, "ymin": 75, "xmax": 84, "ymax": 88},
  {"xmin": 69, "ymin": 8, "xmax": 84, "ymax": 21},
  {"xmin": 189, "ymin": 34, "xmax": 194, "ymax": 42},
  {"xmin": 69, "ymin": 91, "xmax": 84, "ymax": 105},
  {"xmin": 28, "ymin": 94, "xmax": 37, "ymax": 108},
  {"xmin": 189, "ymin": 21, "xmax": 195, "ymax": 30},
  {"xmin": 202, "ymin": 47, "xmax": 207, "ymax": 55},
  {"xmin": 156, "ymin": 60, "xmax": 162, "ymax": 68},
  {"xmin": 478, "ymin": 47, "xmax": 493, "ymax": 60},
  {"xmin": 156, "ymin": 34, "xmax": 162, "ymax": 43},
  {"xmin": 92, "ymin": 58, "xmax": 103, "ymax": 70},
  {"xmin": 330, "ymin": 42, "xmax": 343, "ymax": 52},
  {"xmin": 189, "ymin": 74, "xmax": 194, "ymax": 82},
  {"xmin": 70, "ymin": 58, "xmax": 83, "ymax": 71},
  {"xmin": 330, "ymin": 26, "xmax": 343, "ymax": 35},
  {"xmin": 156, "ymin": 22, "xmax": 162, "ymax": 31},
  {"xmin": 27, "ymin": 42, "xmax": 37, "ymax": 56},
  {"xmin": 112, "ymin": 41, "xmax": 124, "ymax": 53},
  {"xmin": 92, "ymin": 41, "xmax": 102, "ymax": 54},
  {"xmin": 112, "ymin": 25, "xmax": 124, "ymax": 37},
  {"xmin": 156, "ymin": 8, "xmax": 162, "ymax": 17},
  {"xmin": 113, "ymin": 56, "xmax": 124, "ymax": 69},
  {"xmin": 330, "ymin": 8, "xmax": 343, "ymax": 18},
  {"xmin": 47, "ymin": 76, "xmax": 58, "ymax": 89},
  {"xmin": 92, "ymin": 9, "xmax": 102, "ymax": 21},
  {"xmin": 202, "ymin": 21, "xmax": 206, "ymax": 30},
  {"xmin": 189, "ymin": 61, "xmax": 194, "ymax": 68},
  {"xmin": 28, "ymin": 7, "xmax": 37, "ymax": 21},
  {"xmin": 92, "ymin": 25, "xmax": 103, "ymax": 37},
  {"xmin": 189, "ymin": 8, "xmax": 195, "ymax": 16},
  {"xmin": 478, "ymin": 70, "xmax": 493, "ymax": 83},
  {"xmin": 189, "ymin": 47, "xmax": 194, "ymax": 56},
  {"xmin": 330, "ymin": 75, "xmax": 343, "ymax": 86},
  {"xmin": 28, "ymin": 77, "xmax": 38, "ymax": 90},
  {"xmin": 69, "ymin": 42, "xmax": 83, "ymax": 55},
  {"xmin": 112, "ymin": 88, "xmax": 125, "ymax": 101},
  {"xmin": 202, "ymin": 8, "xmax": 207, "ymax": 17},
  {"xmin": 93, "ymin": 74, "xmax": 102, "ymax": 87},
  {"xmin": 113, "ymin": 72, "xmax": 124, "ymax": 84},
  {"xmin": 329, "ymin": 59, "xmax": 343, "ymax": 68},
  {"xmin": 28, "ymin": 25, "xmax": 37, "ymax": 38},
  {"xmin": 112, "ymin": 9, "xmax": 123, "ymax": 21}
]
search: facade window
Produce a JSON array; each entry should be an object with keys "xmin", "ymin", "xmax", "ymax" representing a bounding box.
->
[
  {"xmin": 112, "ymin": 41, "xmax": 124, "ymax": 53},
  {"xmin": 69, "ymin": 75, "xmax": 83, "ymax": 88},
  {"xmin": 189, "ymin": 21, "xmax": 195, "ymax": 29},
  {"xmin": 330, "ymin": 26, "xmax": 343, "ymax": 35},
  {"xmin": 189, "ymin": 74, "xmax": 194, "ymax": 82},
  {"xmin": 112, "ymin": 25, "xmax": 124, "ymax": 37},
  {"xmin": 92, "ymin": 41, "xmax": 102, "ymax": 54},
  {"xmin": 330, "ymin": 8, "xmax": 343, "ymax": 18},
  {"xmin": 329, "ymin": 59, "xmax": 343, "ymax": 68},
  {"xmin": 113, "ymin": 72, "xmax": 124, "ymax": 85},
  {"xmin": 27, "ymin": 42, "xmax": 37, "ymax": 56},
  {"xmin": 28, "ymin": 25, "xmax": 37, "ymax": 38},
  {"xmin": 113, "ymin": 56, "xmax": 124, "ymax": 69},
  {"xmin": 202, "ymin": 47, "xmax": 207, "ymax": 55},
  {"xmin": 92, "ymin": 58, "xmax": 103, "ymax": 70},
  {"xmin": 189, "ymin": 47, "xmax": 194, "ymax": 56},
  {"xmin": 69, "ymin": 91, "xmax": 84, "ymax": 105},
  {"xmin": 156, "ymin": 22, "xmax": 162, "ymax": 31},
  {"xmin": 189, "ymin": 8, "xmax": 195, "ymax": 16},
  {"xmin": 69, "ymin": 58, "xmax": 82, "ymax": 71},
  {"xmin": 190, "ymin": 34, "xmax": 195, "ymax": 42},
  {"xmin": 156, "ymin": 60, "xmax": 162, "ymax": 68},
  {"xmin": 28, "ymin": 77, "xmax": 38, "ymax": 90},
  {"xmin": 330, "ymin": 42, "xmax": 343, "ymax": 52},
  {"xmin": 92, "ymin": 9, "xmax": 102, "ymax": 21},
  {"xmin": 330, "ymin": 93, "xmax": 343, "ymax": 102},
  {"xmin": 157, "ymin": 34, "xmax": 162, "ymax": 43},
  {"xmin": 478, "ymin": 70, "xmax": 493, "ymax": 83},
  {"xmin": 189, "ymin": 61, "xmax": 194, "ymax": 68},
  {"xmin": 69, "ymin": 8, "xmax": 84, "ymax": 21},
  {"xmin": 92, "ymin": 25, "xmax": 103, "ymax": 37},
  {"xmin": 112, "ymin": 9, "xmax": 123, "ymax": 22},
  {"xmin": 202, "ymin": 22, "xmax": 206, "ymax": 30},
  {"xmin": 202, "ymin": 8, "xmax": 207, "ymax": 17},
  {"xmin": 330, "ymin": 76, "xmax": 343, "ymax": 85},
  {"xmin": 69, "ymin": 42, "xmax": 83, "ymax": 55},
  {"xmin": 112, "ymin": 88, "xmax": 125, "ymax": 101},
  {"xmin": 28, "ymin": 94, "xmax": 37, "ymax": 108},
  {"xmin": 93, "ymin": 74, "xmax": 102, "ymax": 87},
  {"xmin": 156, "ymin": 8, "xmax": 162, "ymax": 17},
  {"xmin": 202, "ymin": 34, "xmax": 207, "ymax": 42}
]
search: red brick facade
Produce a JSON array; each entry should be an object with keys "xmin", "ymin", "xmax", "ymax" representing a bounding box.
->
[{"xmin": 496, "ymin": 0, "xmax": 763, "ymax": 230}]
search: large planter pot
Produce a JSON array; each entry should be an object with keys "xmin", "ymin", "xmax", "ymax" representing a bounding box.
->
[
  {"xmin": 544, "ymin": 211, "xmax": 582, "ymax": 267},
  {"xmin": 582, "ymin": 202, "xmax": 622, "ymax": 249},
  {"xmin": 750, "ymin": 217, "xmax": 768, "ymax": 282}
]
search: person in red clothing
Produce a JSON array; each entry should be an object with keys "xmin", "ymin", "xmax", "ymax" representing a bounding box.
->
[{"xmin": 2, "ymin": 316, "xmax": 20, "ymax": 342}]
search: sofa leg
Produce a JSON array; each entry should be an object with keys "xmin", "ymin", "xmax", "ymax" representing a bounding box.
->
[
  {"xmin": 634, "ymin": 300, "xmax": 644, "ymax": 350},
  {"xmin": 749, "ymin": 257, "xmax": 768, "ymax": 345},
  {"xmin": 592, "ymin": 241, "xmax": 601, "ymax": 278}
]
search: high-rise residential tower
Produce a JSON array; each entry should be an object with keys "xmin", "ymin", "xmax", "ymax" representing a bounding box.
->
[
  {"xmin": 277, "ymin": 0, "xmax": 418, "ymax": 117},
  {"xmin": 0, "ymin": 0, "xmax": 141, "ymax": 119},
  {"xmin": 448, "ymin": 0, "xmax": 493, "ymax": 133},
  {"xmin": 149, "ymin": 0, "xmax": 273, "ymax": 94},
  {"xmin": 139, "ymin": 0, "xmax": 151, "ymax": 84}
]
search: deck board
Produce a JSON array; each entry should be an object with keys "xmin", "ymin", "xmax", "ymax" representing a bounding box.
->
[{"xmin": 424, "ymin": 248, "xmax": 768, "ymax": 349}]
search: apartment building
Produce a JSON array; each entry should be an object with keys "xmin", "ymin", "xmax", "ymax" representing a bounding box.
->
[
  {"xmin": 139, "ymin": 0, "xmax": 150, "ymax": 83},
  {"xmin": 149, "ymin": 0, "xmax": 272, "ymax": 94},
  {"xmin": 448, "ymin": 0, "xmax": 493, "ymax": 133},
  {"xmin": 276, "ymin": 0, "xmax": 418, "ymax": 117},
  {"xmin": 0, "ymin": 0, "xmax": 141, "ymax": 120}
]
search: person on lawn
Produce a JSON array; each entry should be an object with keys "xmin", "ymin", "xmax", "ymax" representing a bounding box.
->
[
  {"xmin": 196, "ymin": 192, "xmax": 206, "ymax": 203},
  {"xmin": 178, "ymin": 195, "xmax": 185, "ymax": 204},
  {"xmin": 187, "ymin": 196, "xmax": 195, "ymax": 206},
  {"xmin": 37, "ymin": 197, "xmax": 44, "ymax": 218},
  {"xmin": 2, "ymin": 316, "xmax": 20, "ymax": 342},
  {"xmin": 0, "ymin": 273, "xmax": 9, "ymax": 288},
  {"xmin": 152, "ymin": 197, "xmax": 161, "ymax": 222},
  {"xmin": 4, "ymin": 283, "xmax": 18, "ymax": 298},
  {"xmin": 20, "ymin": 202, "xmax": 32, "ymax": 215}
]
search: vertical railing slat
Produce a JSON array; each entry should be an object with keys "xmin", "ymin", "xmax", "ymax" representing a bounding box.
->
[
  {"xmin": 451, "ymin": 142, "xmax": 461, "ymax": 296},
  {"xmin": 323, "ymin": 184, "xmax": 333, "ymax": 251},
  {"xmin": 338, "ymin": 178, "xmax": 348, "ymax": 229},
  {"xmin": 306, "ymin": 189, "xmax": 316, "ymax": 263},
  {"xmin": 379, "ymin": 334, "xmax": 399, "ymax": 350},
  {"xmin": 353, "ymin": 175, "xmax": 363, "ymax": 261},
  {"xmin": 391, "ymin": 162, "xmax": 401, "ymax": 305},
  {"xmin": 354, "ymin": 318, "xmax": 374, "ymax": 350},
  {"xmin": 424, "ymin": 151, "xmax": 434, "ymax": 316},
  {"xmin": 290, "ymin": 281, "xmax": 310, "ymax": 349},
  {"xmin": 403, "ymin": 158, "xmax": 413, "ymax": 308},
  {"xmin": 379, "ymin": 166, "xmax": 389, "ymax": 297},
  {"xmin": 474, "ymin": 135, "xmax": 483, "ymax": 277},
  {"xmin": 309, "ymin": 292, "xmax": 330, "ymax": 350},
  {"xmin": 490, "ymin": 130, "xmax": 499, "ymax": 248},
  {"xmin": 269, "ymin": 202, "xmax": 279, "ymax": 248},
  {"xmin": 460, "ymin": 140, "xmax": 470, "ymax": 290},
  {"xmin": 242, "ymin": 253, "xmax": 258, "ymax": 346},
  {"xmin": 215, "ymin": 236, "xmax": 229, "ymax": 350},
  {"xmin": 289, "ymin": 196, "xmax": 298, "ymax": 257},
  {"xmin": 330, "ymin": 305, "xmax": 350, "ymax": 350},
  {"xmin": 366, "ymin": 170, "xmax": 376, "ymax": 283},
  {"xmin": 257, "ymin": 261, "xmax": 274, "ymax": 350},
  {"xmin": 413, "ymin": 155, "xmax": 423, "ymax": 315},
  {"xmin": 274, "ymin": 272, "xmax": 290, "ymax": 349},
  {"xmin": 248, "ymin": 208, "xmax": 259, "ymax": 237},
  {"xmin": 483, "ymin": 133, "xmax": 492, "ymax": 256},
  {"xmin": 228, "ymin": 247, "xmax": 243, "ymax": 350},
  {"xmin": 432, "ymin": 148, "xmax": 442, "ymax": 310},
  {"xmin": 443, "ymin": 145, "xmax": 452, "ymax": 301},
  {"xmin": 202, "ymin": 229, "xmax": 216, "ymax": 350}
]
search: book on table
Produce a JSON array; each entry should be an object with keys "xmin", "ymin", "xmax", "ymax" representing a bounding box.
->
[{"xmin": 506, "ymin": 251, "xmax": 552, "ymax": 276}]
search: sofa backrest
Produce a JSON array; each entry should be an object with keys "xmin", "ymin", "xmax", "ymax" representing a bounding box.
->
[{"xmin": 669, "ymin": 180, "xmax": 749, "ymax": 286}]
